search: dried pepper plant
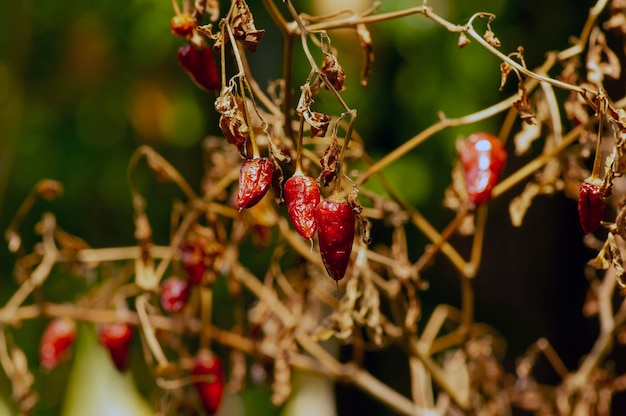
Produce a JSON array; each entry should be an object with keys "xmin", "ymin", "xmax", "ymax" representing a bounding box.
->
[{"xmin": 5, "ymin": 0, "xmax": 626, "ymax": 414}]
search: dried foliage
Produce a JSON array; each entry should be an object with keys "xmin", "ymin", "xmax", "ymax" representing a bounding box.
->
[{"xmin": 6, "ymin": 0, "xmax": 626, "ymax": 415}]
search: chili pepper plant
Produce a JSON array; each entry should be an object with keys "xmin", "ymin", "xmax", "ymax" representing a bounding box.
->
[{"xmin": 4, "ymin": 0, "xmax": 626, "ymax": 414}]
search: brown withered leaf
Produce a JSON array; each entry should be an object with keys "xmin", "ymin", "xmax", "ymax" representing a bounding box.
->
[
  {"xmin": 303, "ymin": 110, "xmax": 331, "ymax": 138},
  {"xmin": 587, "ymin": 28, "xmax": 621, "ymax": 84},
  {"xmin": 347, "ymin": 187, "xmax": 371, "ymax": 244},
  {"xmin": 319, "ymin": 53, "xmax": 346, "ymax": 92},
  {"xmin": 215, "ymin": 87, "xmax": 249, "ymax": 155},
  {"xmin": 509, "ymin": 182, "xmax": 540, "ymax": 227},
  {"xmin": 296, "ymin": 84, "xmax": 314, "ymax": 116},
  {"xmin": 231, "ymin": 0, "xmax": 265, "ymax": 52},
  {"xmin": 514, "ymin": 81, "xmax": 536, "ymax": 124},
  {"xmin": 356, "ymin": 23, "xmax": 374, "ymax": 87},
  {"xmin": 513, "ymin": 120, "xmax": 541, "ymax": 155},
  {"xmin": 197, "ymin": 23, "xmax": 224, "ymax": 51},
  {"xmin": 319, "ymin": 137, "xmax": 341, "ymax": 187},
  {"xmin": 499, "ymin": 61, "xmax": 513, "ymax": 91},
  {"xmin": 484, "ymin": 28, "xmax": 501, "ymax": 47},
  {"xmin": 458, "ymin": 32, "xmax": 471, "ymax": 49}
]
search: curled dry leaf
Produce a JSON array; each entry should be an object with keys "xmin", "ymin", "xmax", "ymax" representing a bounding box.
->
[
  {"xmin": 303, "ymin": 110, "xmax": 331, "ymax": 138},
  {"xmin": 484, "ymin": 28, "xmax": 501, "ymax": 47},
  {"xmin": 458, "ymin": 31, "xmax": 471, "ymax": 49},
  {"xmin": 319, "ymin": 137, "xmax": 341, "ymax": 187},
  {"xmin": 215, "ymin": 87, "xmax": 250, "ymax": 155},
  {"xmin": 587, "ymin": 28, "xmax": 621, "ymax": 84},
  {"xmin": 514, "ymin": 81, "xmax": 536, "ymax": 125},
  {"xmin": 318, "ymin": 53, "xmax": 346, "ymax": 92},
  {"xmin": 231, "ymin": 0, "xmax": 265, "ymax": 52},
  {"xmin": 356, "ymin": 23, "xmax": 374, "ymax": 86},
  {"xmin": 513, "ymin": 119, "xmax": 541, "ymax": 156},
  {"xmin": 499, "ymin": 61, "xmax": 513, "ymax": 91}
]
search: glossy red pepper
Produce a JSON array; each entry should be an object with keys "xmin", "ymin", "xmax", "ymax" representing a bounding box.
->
[
  {"xmin": 192, "ymin": 350, "xmax": 224, "ymax": 415},
  {"xmin": 98, "ymin": 322, "xmax": 133, "ymax": 372},
  {"xmin": 39, "ymin": 318, "xmax": 77, "ymax": 370},
  {"xmin": 314, "ymin": 197, "xmax": 356, "ymax": 280},
  {"xmin": 459, "ymin": 132, "xmax": 507, "ymax": 206},
  {"xmin": 177, "ymin": 43, "xmax": 220, "ymax": 92},
  {"xmin": 160, "ymin": 276, "xmax": 191, "ymax": 313},
  {"xmin": 284, "ymin": 174, "xmax": 320, "ymax": 240},
  {"xmin": 578, "ymin": 178, "xmax": 605, "ymax": 234},
  {"xmin": 236, "ymin": 158, "xmax": 274, "ymax": 210}
]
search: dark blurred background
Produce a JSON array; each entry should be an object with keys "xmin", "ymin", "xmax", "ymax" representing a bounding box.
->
[{"xmin": 0, "ymin": 0, "xmax": 604, "ymax": 414}]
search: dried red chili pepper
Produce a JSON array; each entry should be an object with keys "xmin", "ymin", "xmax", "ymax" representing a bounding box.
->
[
  {"xmin": 170, "ymin": 13, "xmax": 195, "ymax": 38},
  {"xmin": 578, "ymin": 177, "xmax": 605, "ymax": 234},
  {"xmin": 39, "ymin": 318, "xmax": 77, "ymax": 370},
  {"xmin": 192, "ymin": 350, "xmax": 224, "ymax": 415},
  {"xmin": 98, "ymin": 322, "xmax": 133, "ymax": 372},
  {"xmin": 236, "ymin": 158, "xmax": 274, "ymax": 210},
  {"xmin": 459, "ymin": 132, "xmax": 507, "ymax": 206},
  {"xmin": 177, "ymin": 43, "xmax": 220, "ymax": 92},
  {"xmin": 284, "ymin": 173, "xmax": 320, "ymax": 240},
  {"xmin": 314, "ymin": 195, "xmax": 356, "ymax": 280}
]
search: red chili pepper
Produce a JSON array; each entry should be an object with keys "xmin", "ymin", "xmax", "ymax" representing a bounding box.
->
[
  {"xmin": 98, "ymin": 322, "xmax": 133, "ymax": 372},
  {"xmin": 459, "ymin": 132, "xmax": 507, "ymax": 206},
  {"xmin": 170, "ymin": 14, "xmax": 195, "ymax": 38},
  {"xmin": 179, "ymin": 234, "xmax": 210, "ymax": 285},
  {"xmin": 192, "ymin": 350, "xmax": 224, "ymax": 415},
  {"xmin": 314, "ymin": 196, "xmax": 356, "ymax": 280},
  {"xmin": 284, "ymin": 174, "xmax": 320, "ymax": 240},
  {"xmin": 236, "ymin": 158, "xmax": 274, "ymax": 210},
  {"xmin": 39, "ymin": 318, "xmax": 77, "ymax": 370},
  {"xmin": 160, "ymin": 276, "xmax": 191, "ymax": 313},
  {"xmin": 177, "ymin": 43, "xmax": 220, "ymax": 92},
  {"xmin": 578, "ymin": 177, "xmax": 605, "ymax": 234}
]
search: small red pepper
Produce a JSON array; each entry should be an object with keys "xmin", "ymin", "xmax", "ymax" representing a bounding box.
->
[
  {"xmin": 160, "ymin": 276, "xmax": 191, "ymax": 313},
  {"xmin": 459, "ymin": 132, "xmax": 507, "ymax": 206},
  {"xmin": 192, "ymin": 350, "xmax": 224, "ymax": 415},
  {"xmin": 39, "ymin": 318, "xmax": 77, "ymax": 370},
  {"xmin": 578, "ymin": 177, "xmax": 605, "ymax": 234},
  {"xmin": 98, "ymin": 322, "xmax": 133, "ymax": 372},
  {"xmin": 177, "ymin": 43, "xmax": 220, "ymax": 92},
  {"xmin": 314, "ymin": 195, "xmax": 356, "ymax": 280},
  {"xmin": 236, "ymin": 158, "xmax": 274, "ymax": 210},
  {"xmin": 284, "ymin": 173, "xmax": 320, "ymax": 240}
]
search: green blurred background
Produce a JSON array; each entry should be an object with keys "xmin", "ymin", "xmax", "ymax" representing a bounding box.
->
[{"xmin": 0, "ymin": 0, "xmax": 601, "ymax": 414}]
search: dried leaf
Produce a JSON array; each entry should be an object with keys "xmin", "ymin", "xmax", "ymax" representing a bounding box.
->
[
  {"xmin": 509, "ymin": 182, "xmax": 540, "ymax": 227},
  {"xmin": 458, "ymin": 32, "xmax": 471, "ymax": 49},
  {"xmin": 484, "ymin": 29, "xmax": 501, "ymax": 47},
  {"xmin": 587, "ymin": 28, "xmax": 621, "ymax": 84},
  {"xmin": 215, "ymin": 87, "xmax": 250, "ymax": 155},
  {"xmin": 499, "ymin": 61, "xmax": 513, "ymax": 91},
  {"xmin": 319, "ymin": 138, "xmax": 341, "ymax": 187},
  {"xmin": 356, "ymin": 23, "xmax": 374, "ymax": 86},
  {"xmin": 231, "ymin": 0, "xmax": 265, "ymax": 52},
  {"xmin": 513, "ymin": 121, "xmax": 541, "ymax": 155},
  {"xmin": 319, "ymin": 53, "xmax": 346, "ymax": 92},
  {"xmin": 303, "ymin": 110, "xmax": 331, "ymax": 138},
  {"xmin": 514, "ymin": 81, "xmax": 536, "ymax": 124}
]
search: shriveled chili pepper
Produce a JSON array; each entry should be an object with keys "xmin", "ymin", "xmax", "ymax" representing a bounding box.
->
[
  {"xmin": 578, "ymin": 177, "xmax": 605, "ymax": 234},
  {"xmin": 314, "ymin": 195, "xmax": 356, "ymax": 281},
  {"xmin": 39, "ymin": 318, "xmax": 77, "ymax": 370},
  {"xmin": 284, "ymin": 173, "xmax": 320, "ymax": 240},
  {"xmin": 192, "ymin": 350, "xmax": 224, "ymax": 415},
  {"xmin": 459, "ymin": 132, "xmax": 507, "ymax": 206},
  {"xmin": 236, "ymin": 158, "xmax": 274, "ymax": 210},
  {"xmin": 177, "ymin": 43, "xmax": 220, "ymax": 92},
  {"xmin": 98, "ymin": 322, "xmax": 133, "ymax": 372}
]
